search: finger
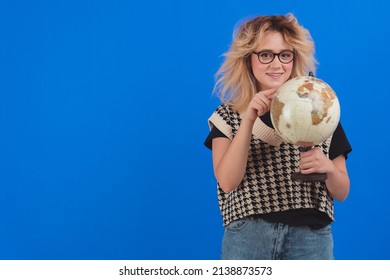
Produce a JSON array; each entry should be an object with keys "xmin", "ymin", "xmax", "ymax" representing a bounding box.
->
[
  {"xmin": 256, "ymin": 97, "xmax": 271, "ymax": 115},
  {"xmin": 300, "ymin": 168, "xmax": 315, "ymax": 174},
  {"xmin": 255, "ymin": 95, "xmax": 270, "ymax": 106},
  {"xmin": 260, "ymin": 88, "xmax": 278, "ymax": 97},
  {"xmin": 300, "ymin": 147, "xmax": 321, "ymax": 157},
  {"xmin": 253, "ymin": 103, "xmax": 266, "ymax": 116},
  {"xmin": 299, "ymin": 156, "xmax": 311, "ymax": 165},
  {"xmin": 303, "ymin": 149, "xmax": 325, "ymax": 163},
  {"xmin": 257, "ymin": 88, "xmax": 276, "ymax": 93},
  {"xmin": 300, "ymin": 162, "xmax": 317, "ymax": 173},
  {"xmin": 300, "ymin": 151, "xmax": 312, "ymax": 159},
  {"xmin": 301, "ymin": 165, "xmax": 324, "ymax": 174},
  {"xmin": 252, "ymin": 103, "xmax": 267, "ymax": 116},
  {"xmin": 266, "ymin": 89, "xmax": 278, "ymax": 99}
]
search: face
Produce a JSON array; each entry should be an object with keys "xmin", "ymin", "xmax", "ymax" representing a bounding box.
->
[{"xmin": 251, "ymin": 32, "xmax": 294, "ymax": 91}]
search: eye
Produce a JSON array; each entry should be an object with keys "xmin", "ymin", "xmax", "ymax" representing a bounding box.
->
[
  {"xmin": 280, "ymin": 51, "xmax": 293, "ymax": 59},
  {"xmin": 259, "ymin": 51, "xmax": 273, "ymax": 59}
]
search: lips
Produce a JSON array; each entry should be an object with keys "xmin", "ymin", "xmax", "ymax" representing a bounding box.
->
[{"xmin": 267, "ymin": 73, "xmax": 283, "ymax": 78}]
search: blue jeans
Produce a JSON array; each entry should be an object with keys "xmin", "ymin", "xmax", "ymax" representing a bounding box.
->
[{"xmin": 221, "ymin": 217, "xmax": 334, "ymax": 260}]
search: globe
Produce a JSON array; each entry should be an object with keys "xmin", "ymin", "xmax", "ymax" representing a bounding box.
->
[
  {"xmin": 270, "ymin": 76, "xmax": 340, "ymax": 147},
  {"xmin": 270, "ymin": 76, "xmax": 340, "ymax": 182}
]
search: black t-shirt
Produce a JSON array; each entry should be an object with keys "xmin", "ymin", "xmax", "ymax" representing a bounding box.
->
[
  {"xmin": 205, "ymin": 112, "xmax": 351, "ymax": 160},
  {"xmin": 205, "ymin": 112, "xmax": 352, "ymax": 228}
]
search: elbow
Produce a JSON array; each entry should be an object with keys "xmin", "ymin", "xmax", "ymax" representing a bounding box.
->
[
  {"xmin": 327, "ymin": 169, "xmax": 350, "ymax": 202},
  {"xmin": 331, "ymin": 181, "xmax": 350, "ymax": 202},
  {"xmin": 335, "ymin": 187, "xmax": 350, "ymax": 202},
  {"xmin": 216, "ymin": 177, "xmax": 242, "ymax": 193},
  {"xmin": 334, "ymin": 192, "xmax": 348, "ymax": 202},
  {"xmin": 214, "ymin": 166, "xmax": 245, "ymax": 193}
]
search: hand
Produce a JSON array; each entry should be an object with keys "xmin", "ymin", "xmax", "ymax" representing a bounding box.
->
[
  {"xmin": 299, "ymin": 147, "xmax": 334, "ymax": 175},
  {"xmin": 244, "ymin": 88, "xmax": 277, "ymax": 122}
]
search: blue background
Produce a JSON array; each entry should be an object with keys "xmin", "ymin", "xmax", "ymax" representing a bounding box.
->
[{"xmin": 1, "ymin": 0, "xmax": 389, "ymax": 260}]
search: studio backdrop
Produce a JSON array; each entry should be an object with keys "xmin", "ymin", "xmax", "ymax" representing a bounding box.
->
[{"xmin": 0, "ymin": 0, "xmax": 389, "ymax": 259}]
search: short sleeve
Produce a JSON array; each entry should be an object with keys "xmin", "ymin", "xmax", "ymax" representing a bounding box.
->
[
  {"xmin": 204, "ymin": 126, "xmax": 229, "ymax": 150},
  {"xmin": 329, "ymin": 122, "xmax": 352, "ymax": 160}
]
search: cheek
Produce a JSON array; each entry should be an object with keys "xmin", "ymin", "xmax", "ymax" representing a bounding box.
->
[
  {"xmin": 251, "ymin": 61, "xmax": 266, "ymax": 79},
  {"xmin": 251, "ymin": 66, "xmax": 265, "ymax": 86},
  {"xmin": 284, "ymin": 63, "xmax": 294, "ymax": 77}
]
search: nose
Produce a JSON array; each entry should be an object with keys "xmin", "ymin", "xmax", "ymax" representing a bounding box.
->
[{"xmin": 269, "ymin": 55, "xmax": 282, "ymax": 68}]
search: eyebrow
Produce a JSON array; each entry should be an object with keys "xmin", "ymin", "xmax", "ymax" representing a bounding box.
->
[{"xmin": 256, "ymin": 48, "xmax": 293, "ymax": 53}]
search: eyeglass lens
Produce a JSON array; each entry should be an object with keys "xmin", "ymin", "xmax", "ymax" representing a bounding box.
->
[{"xmin": 258, "ymin": 51, "xmax": 294, "ymax": 64}]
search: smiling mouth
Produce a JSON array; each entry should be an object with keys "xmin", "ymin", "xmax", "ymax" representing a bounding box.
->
[{"xmin": 267, "ymin": 73, "xmax": 283, "ymax": 78}]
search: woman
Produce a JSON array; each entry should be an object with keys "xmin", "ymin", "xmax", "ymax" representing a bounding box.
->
[{"xmin": 204, "ymin": 14, "xmax": 352, "ymax": 260}]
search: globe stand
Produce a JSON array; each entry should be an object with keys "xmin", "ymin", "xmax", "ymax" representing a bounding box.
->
[
  {"xmin": 291, "ymin": 146, "xmax": 328, "ymax": 182},
  {"xmin": 291, "ymin": 172, "xmax": 327, "ymax": 182}
]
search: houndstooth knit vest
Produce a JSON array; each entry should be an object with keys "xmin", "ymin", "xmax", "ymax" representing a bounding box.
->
[{"xmin": 208, "ymin": 104, "xmax": 334, "ymax": 226}]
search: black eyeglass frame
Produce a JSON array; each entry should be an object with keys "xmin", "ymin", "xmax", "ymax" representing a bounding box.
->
[{"xmin": 252, "ymin": 50, "xmax": 295, "ymax": 64}]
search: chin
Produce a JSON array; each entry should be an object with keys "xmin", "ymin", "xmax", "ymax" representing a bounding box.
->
[
  {"xmin": 270, "ymin": 78, "xmax": 290, "ymax": 87},
  {"xmin": 258, "ymin": 77, "xmax": 290, "ymax": 90},
  {"xmin": 263, "ymin": 81, "xmax": 285, "ymax": 90}
]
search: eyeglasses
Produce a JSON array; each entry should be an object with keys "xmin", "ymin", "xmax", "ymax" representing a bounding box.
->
[{"xmin": 252, "ymin": 50, "xmax": 295, "ymax": 64}]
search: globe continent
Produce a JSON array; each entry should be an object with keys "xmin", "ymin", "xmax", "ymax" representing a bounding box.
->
[{"xmin": 270, "ymin": 76, "xmax": 340, "ymax": 147}]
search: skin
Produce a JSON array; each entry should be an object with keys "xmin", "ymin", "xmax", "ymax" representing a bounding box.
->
[{"xmin": 212, "ymin": 32, "xmax": 350, "ymax": 201}]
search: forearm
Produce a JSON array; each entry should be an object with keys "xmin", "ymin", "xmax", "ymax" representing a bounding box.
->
[
  {"xmin": 325, "ymin": 156, "xmax": 350, "ymax": 201},
  {"xmin": 300, "ymin": 149, "xmax": 350, "ymax": 201},
  {"xmin": 214, "ymin": 118, "xmax": 255, "ymax": 192},
  {"xmin": 326, "ymin": 168, "xmax": 350, "ymax": 201},
  {"xmin": 213, "ymin": 89, "xmax": 276, "ymax": 193}
]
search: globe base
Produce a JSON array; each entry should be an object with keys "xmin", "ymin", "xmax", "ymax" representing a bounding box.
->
[{"xmin": 291, "ymin": 172, "xmax": 327, "ymax": 182}]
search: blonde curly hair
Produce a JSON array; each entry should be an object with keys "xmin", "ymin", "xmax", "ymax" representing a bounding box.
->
[{"xmin": 214, "ymin": 14, "xmax": 317, "ymax": 113}]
